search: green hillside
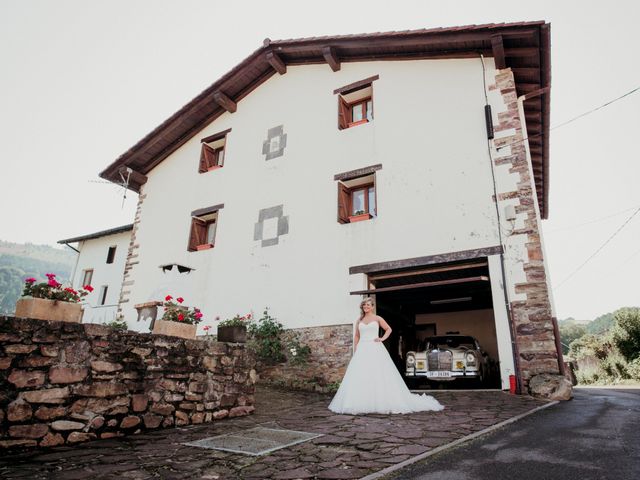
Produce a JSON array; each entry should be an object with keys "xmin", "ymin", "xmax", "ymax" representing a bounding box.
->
[{"xmin": 0, "ymin": 241, "xmax": 76, "ymax": 315}]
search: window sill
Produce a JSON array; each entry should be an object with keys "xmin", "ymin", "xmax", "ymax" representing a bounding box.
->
[
  {"xmin": 349, "ymin": 213, "xmax": 373, "ymax": 223},
  {"xmin": 207, "ymin": 165, "xmax": 223, "ymax": 172},
  {"xmin": 195, "ymin": 244, "xmax": 214, "ymax": 251},
  {"xmin": 347, "ymin": 119, "xmax": 370, "ymax": 128}
]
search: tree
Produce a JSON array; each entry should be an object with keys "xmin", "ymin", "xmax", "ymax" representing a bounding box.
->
[
  {"xmin": 559, "ymin": 323, "xmax": 587, "ymax": 354},
  {"xmin": 611, "ymin": 308, "xmax": 640, "ymax": 362}
]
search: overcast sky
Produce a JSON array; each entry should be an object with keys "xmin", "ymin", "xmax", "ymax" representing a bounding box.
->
[{"xmin": 1, "ymin": 0, "xmax": 638, "ymax": 320}]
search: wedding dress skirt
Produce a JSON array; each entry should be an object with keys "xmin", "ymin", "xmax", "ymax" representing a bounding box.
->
[{"xmin": 329, "ymin": 321, "xmax": 444, "ymax": 415}]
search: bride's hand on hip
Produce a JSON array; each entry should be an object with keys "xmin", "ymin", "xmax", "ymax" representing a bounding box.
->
[{"xmin": 374, "ymin": 338, "xmax": 382, "ymax": 342}]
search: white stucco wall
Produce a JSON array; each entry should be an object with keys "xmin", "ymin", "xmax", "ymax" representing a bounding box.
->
[
  {"xmin": 122, "ymin": 58, "xmax": 535, "ymax": 339},
  {"xmin": 71, "ymin": 230, "xmax": 130, "ymax": 324}
]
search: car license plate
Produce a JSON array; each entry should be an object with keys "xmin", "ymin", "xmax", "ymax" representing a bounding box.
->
[
  {"xmin": 416, "ymin": 361, "xmax": 425, "ymax": 369},
  {"xmin": 426, "ymin": 371, "xmax": 451, "ymax": 378}
]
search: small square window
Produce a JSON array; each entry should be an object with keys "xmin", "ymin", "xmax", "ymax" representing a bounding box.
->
[
  {"xmin": 106, "ymin": 246, "xmax": 116, "ymax": 264},
  {"xmin": 199, "ymin": 129, "xmax": 231, "ymax": 173},
  {"xmin": 335, "ymin": 76, "xmax": 378, "ymax": 130},
  {"xmin": 337, "ymin": 174, "xmax": 377, "ymax": 224},
  {"xmin": 188, "ymin": 211, "xmax": 219, "ymax": 251},
  {"xmin": 81, "ymin": 269, "xmax": 93, "ymax": 288}
]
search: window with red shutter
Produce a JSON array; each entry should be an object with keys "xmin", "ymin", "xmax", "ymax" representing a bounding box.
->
[
  {"xmin": 334, "ymin": 76, "xmax": 378, "ymax": 130},
  {"xmin": 199, "ymin": 129, "xmax": 231, "ymax": 173},
  {"xmin": 336, "ymin": 173, "xmax": 377, "ymax": 224},
  {"xmin": 188, "ymin": 209, "xmax": 221, "ymax": 252}
]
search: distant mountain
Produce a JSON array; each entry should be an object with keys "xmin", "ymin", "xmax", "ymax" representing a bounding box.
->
[
  {"xmin": 586, "ymin": 311, "xmax": 616, "ymax": 334},
  {"xmin": 0, "ymin": 240, "xmax": 76, "ymax": 315}
]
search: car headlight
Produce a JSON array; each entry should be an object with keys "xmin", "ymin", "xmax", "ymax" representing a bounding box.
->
[
  {"xmin": 406, "ymin": 355, "xmax": 416, "ymax": 366},
  {"xmin": 465, "ymin": 352, "xmax": 476, "ymax": 366}
]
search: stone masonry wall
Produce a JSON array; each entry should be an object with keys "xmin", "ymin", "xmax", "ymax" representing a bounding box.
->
[
  {"xmin": 0, "ymin": 316, "xmax": 255, "ymax": 449},
  {"xmin": 117, "ymin": 189, "xmax": 146, "ymax": 319},
  {"xmin": 258, "ymin": 324, "xmax": 352, "ymax": 392},
  {"xmin": 490, "ymin": 68, "xmax": 561, "ymax": 390}
]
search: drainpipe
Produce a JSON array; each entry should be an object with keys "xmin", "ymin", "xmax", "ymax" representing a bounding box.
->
[{"xmin": 62, "ymin": 241, "xmax": 81, "ymax": 288}]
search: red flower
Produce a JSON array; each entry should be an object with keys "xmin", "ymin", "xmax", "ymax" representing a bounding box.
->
[
  {"xmin": 176, "ymin": 297, "xmax": 184, "ymax": 304},
  {"xmin": 48, "ymin": 279, "xmax": 60, "ymax": 287},
  {"xmin": 247, "ymin": 313, "xmax": 253, "ymax": 320},
  {"xmin": 84, "ymin": 285, "xmax": 94, "ymax": 292},
  {"xmin": 203, "ymin": 325, "xmax": 211, "ymax": 331},
  {"xmin": 195, "ymin": 312, "xmax": 203, "ymax": 319},
  {"xmin": 177, "ymin": 313, "xmax": 184, "ymax": 321},
  {"xmin": 45, "ymin": 273, "xmax": 56, "ymax": 279},
  {"xmin": 25, "ymin": 277, "xmax": 37, "ymax": 283},
  {"xmin": 165, "ymin": 295, "xmax": 173, "ymax": 301}
]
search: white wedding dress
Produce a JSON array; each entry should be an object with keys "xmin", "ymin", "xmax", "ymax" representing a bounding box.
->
[{"xmin": 329, "ymin": 320, "xmax": 444, "ymax": 415}]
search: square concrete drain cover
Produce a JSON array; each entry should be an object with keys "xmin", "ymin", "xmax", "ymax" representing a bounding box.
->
[{"xmin": 185, "ymin": 427, "xmax": 323, "ymax": 456}]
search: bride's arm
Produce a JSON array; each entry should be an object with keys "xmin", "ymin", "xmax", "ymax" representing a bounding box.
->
[
  {"xmin": 375, "ymin": 316, "xmax": 392, "ymax": 342},
  {"xmin": 353, "ymin": 320, "xmax": 361, "ymax": 352}
]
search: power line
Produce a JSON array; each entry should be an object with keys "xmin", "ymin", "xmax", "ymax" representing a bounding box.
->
[
  {"xmin": 545, "ymin": 205, "xmax": 640, "ymax": 234},
  {"xmin": 554, "ymin": 206, "xmax": 640, "ymax": 289},
  {"xmin": 497, "ymin": 85, "xmax": 640, "ymax": 152}
]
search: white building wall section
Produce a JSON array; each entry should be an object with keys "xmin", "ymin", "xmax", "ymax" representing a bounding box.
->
[
  {"xmin": 72, "ymin": 231, "xmax": 130, "ymax": 325},
  {"xmin": 121, "ymin": 58, "xmax": 532, "ymax": 335}
]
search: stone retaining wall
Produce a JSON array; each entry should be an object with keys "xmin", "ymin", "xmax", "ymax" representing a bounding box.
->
[
  {"xmin": 258, "ymin": 324, "xmax": 352, "ymax": 392},
  {"xmin": 0, "ymin": 316, "xmax": 256, "ymax": 449}
]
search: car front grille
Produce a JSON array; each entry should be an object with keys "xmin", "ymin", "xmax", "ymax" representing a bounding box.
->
[{"xmin": 428, "ymin": 350, "xmax": 452, "ymax": 371}]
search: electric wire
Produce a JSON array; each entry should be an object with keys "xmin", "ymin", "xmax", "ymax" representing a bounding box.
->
[
  {"xmin": 545, "ymin": 205, "xmax": 640, "ymax": 234},
  {"xmin": 496, "ymin": 85, "xmax": 640, "ymax": 152},
  {"xmin": 554, "ymin": 206, "xmax": 640, "ymax": 289}
]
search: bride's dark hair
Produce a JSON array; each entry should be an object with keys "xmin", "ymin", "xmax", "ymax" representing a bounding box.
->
[{"xmin": 359, "ymin": 298, "xmax": 374, "ymax": 321}]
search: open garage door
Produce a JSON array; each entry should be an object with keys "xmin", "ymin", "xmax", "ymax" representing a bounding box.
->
[{"xmin": 351, "ymin": 258, "xmax": 503, "ymax": 390}]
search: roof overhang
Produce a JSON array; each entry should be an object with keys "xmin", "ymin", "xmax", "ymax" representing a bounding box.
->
[
  {"xmin": 57, "ymin": 224, "xmax": 134, "ymax": 244},
  {"xmin": 100, "ymin": 21, "xmax": 551, "ymax": 218}
]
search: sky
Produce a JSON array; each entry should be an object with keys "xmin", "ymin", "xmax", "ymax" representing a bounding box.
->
[{"xmin": 0, "ymin": 0, "xmax": 638, "ymax": 320}]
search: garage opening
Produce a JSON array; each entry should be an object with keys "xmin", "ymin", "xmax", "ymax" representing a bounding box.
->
[{"xmin": 351, "ymin": 258, "xmax": 502, "ymax": 390}]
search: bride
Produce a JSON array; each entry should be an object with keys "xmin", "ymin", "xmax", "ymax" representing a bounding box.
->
[{"xmin": 328, "ymin": 298, "xmax": 444, "ymax": 414}]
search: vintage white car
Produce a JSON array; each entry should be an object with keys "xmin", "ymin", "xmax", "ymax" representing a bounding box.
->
[{"xmin": 405, "ymin": 334, "xmax": 490, "ymax": 386}]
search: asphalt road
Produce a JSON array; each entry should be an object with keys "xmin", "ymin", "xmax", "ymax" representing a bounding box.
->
[{"xmin": 386, "ymin": 388, "xmax": 640, "ymax": 480}]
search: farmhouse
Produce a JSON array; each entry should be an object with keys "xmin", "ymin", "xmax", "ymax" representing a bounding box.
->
[
  {"xmin": 58, "ymin": 224, "xmax": 132, "ymax": 325},
  {"xmin": 100, "ymin": 22, "xmax": 562, "ymax": 393}
]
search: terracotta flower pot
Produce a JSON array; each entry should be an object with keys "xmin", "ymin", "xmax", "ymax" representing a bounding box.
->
[
  {"xmin": 349, "ymin": 213, "xmax": 372, "ymax": 223},
  {"xmin": 217, "ymin": 325, "xmax": 247, "ymax": 343},
  {"xmin": 152, "ymin": 319, "xmax": 197, "ymax": 339},
  {"xmin": 15, "ymin": 297, "xmax": 83, "ymax": 323}
]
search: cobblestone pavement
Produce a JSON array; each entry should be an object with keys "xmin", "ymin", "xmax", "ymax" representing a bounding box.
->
[{"xmin": 0, "ymin": 387, "xmax": 548, "ymax": 480}]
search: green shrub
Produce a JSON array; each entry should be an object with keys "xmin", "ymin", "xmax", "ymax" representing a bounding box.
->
[
  {"xmin": 626, "ymin": 358, "xmax": 640, "ymax": 380},
  {"xmin": 285, "ymin": 337, "xmax": 312, "ymax": 365},
  {"xmin": 247, "ymin": 308, "xmax": 285, "ymax": 364},
  {"xmin": 106, "ymin": 319, "xmax": 128, "ymax": 331},
  {"xmin": 611, "ymin": 308, "xmax": 640, "ymax": 362}
]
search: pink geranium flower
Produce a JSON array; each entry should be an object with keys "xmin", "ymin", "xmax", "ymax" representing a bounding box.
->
[
  {"xmin": 176, "ymin": 297, "xmax": 184, "ymax": 304},
  {"xmin": 25, "ymin": 277, "xmax": 37, "ymax": 283},
  {"xmin": 165, "ymin": 295, "xmax": 173, "ymax": 301},
  {"xmin": 195, "ymin": 312, "xmax": 203, "ymax": 319}
]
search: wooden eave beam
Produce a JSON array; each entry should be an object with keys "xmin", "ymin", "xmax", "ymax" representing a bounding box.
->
[
  {"xmin": 322, "ymin": 46, "xmax": 340, "ymax": 72},
  {"xmin": 212, "ymin": 91, "xmax": 237, "ymax": 113},
  {"xmin": 118, "ymin": 166, "xmax": 147, "ymax": 187},
  {"xmin": 266, "ymin": 51, "xmax": 286, "ymax": 75},
  {"xmin": 350, "ymin": 276, "xmax": 489, "ymax": 295},
  {"xmin": 491, "ymin": 35, "xmax": 506, "ymax": 69}
]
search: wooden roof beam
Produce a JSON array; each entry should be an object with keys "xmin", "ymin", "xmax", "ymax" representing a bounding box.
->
[
  {"xmin": 323, "ymin": 46, "xmax": 341, "ymax": 72},
  {"xmin": 491, "ymin": 35, "xmax": 506, "ymax": 69},
  {"xmin": 266, "ymin": 51, "xmax": 286, "ymax": 75},
  {"xmin": 213, "ymin": 91, "xmax": 237, "ymax": 113}
]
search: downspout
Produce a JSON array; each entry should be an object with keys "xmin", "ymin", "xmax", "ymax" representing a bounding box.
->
[{"xmin": 62, "ymin": 241, "xmax": 81, "ymax": 288}]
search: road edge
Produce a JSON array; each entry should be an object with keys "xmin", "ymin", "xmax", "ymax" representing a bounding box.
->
[{"xmin": 360, "ymin": 400, "xmax": 560, "ymax": 480}]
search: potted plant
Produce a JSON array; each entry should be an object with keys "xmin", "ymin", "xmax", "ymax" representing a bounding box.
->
[
  {"xmin": 216, "ymin": 313, "xmax": 251, "ymax": 343},
  {"xmin": 152, "ymin": 295, "xmax": 203, "ymax": 339},
  {"xmin": 15, "ymin": 274, "xmax": 91, "ymax": 323},
  {"xmin": 349, "ymin": 210, "xmax": 372, "ymax": 223}
]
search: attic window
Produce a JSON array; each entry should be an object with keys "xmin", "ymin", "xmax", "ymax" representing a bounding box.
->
[
  {"xmin": 334, "ymin": 75, "xmax": 379, "ymax": 130},
  {"xmin": 199, "ymin": 128, "xmax": 231, "ymax": 173}
]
